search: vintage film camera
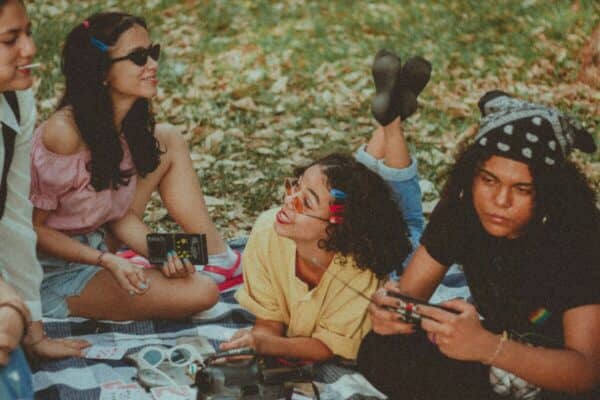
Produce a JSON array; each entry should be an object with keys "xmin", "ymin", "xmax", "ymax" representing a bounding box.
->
[
  {"xmin": 147, "ymin": 233, "xmax": 208, "ymax": 265},
  {"xmin": 195, "ymin": 349, "xmax": 317, "ymax": 400}
]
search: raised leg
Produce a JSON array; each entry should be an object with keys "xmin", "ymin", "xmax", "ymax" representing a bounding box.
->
[
  {"xmin": 382, "ymin": 117, "xmax": 411, "ymax": 169},
  {"xmin": 131, "ymin": 124, "xmax": 226, "ymax": 254},
  {"xmin": 365, "ymin": 117, "xmax": 411, "ymax": 169}
]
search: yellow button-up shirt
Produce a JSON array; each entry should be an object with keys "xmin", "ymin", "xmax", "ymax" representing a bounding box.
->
[{"xmin": 235, "ymin": 208, "xmax": 379, "ymax": 360}]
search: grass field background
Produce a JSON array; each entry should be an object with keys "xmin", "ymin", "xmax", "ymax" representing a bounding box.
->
[{"xmin": 28, "ymin": 0, "xmax": 600, "ymax": 237}]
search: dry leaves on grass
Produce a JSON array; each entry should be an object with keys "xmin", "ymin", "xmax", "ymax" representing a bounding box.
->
[{"xmin": 30, "ymin": 0, "xmax": 600, "ymax": 236}]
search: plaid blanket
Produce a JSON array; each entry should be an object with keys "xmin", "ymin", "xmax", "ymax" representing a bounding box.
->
[
  {"xmin": 32, "ymin": 238, "xmax": 470, "ymax": 400},
  {"xmin": 33, "ymin": 288, "xmax": 391, "ymax": 400}
]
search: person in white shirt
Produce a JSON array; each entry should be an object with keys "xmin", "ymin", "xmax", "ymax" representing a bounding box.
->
[{"xmin": 0, "ymin": 0, "xmax": 89, "ymax": 363}]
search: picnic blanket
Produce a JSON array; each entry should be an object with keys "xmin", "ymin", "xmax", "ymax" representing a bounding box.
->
[{"xmin": 32, "ymin": 238, "xmax": 470, "ymax": 400}]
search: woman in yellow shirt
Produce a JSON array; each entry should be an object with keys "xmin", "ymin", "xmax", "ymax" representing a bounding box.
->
[{"xmin": 221, "ymin": 51, "xmax": 430, "ymax": 360}]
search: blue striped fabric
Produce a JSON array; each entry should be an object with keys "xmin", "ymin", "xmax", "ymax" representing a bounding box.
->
[{"xmin": 32, "ymin": 240, "xmax": 471, "ymax": 400}]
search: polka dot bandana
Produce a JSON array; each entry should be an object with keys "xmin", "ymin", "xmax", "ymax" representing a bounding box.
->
[{"xmin": 475, "ymin": 91, "xmax": 596, "ymax": 167}]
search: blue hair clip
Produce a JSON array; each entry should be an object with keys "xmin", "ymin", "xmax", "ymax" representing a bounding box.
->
[
  {"xmin": 90, "ymin": 37, "xmax": 110, "ymax": 52},
  {"xmin": 330, "ymin": 188, "xmax": 347, "ymax": 200}
]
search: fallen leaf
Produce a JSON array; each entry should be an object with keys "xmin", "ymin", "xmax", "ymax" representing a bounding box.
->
[{"xmin": 231, "ymin": 97, "xmax": 258, "ymax": 111}]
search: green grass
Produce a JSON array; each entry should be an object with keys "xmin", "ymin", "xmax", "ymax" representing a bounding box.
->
[{"xmin": 28, "ymin": 0, "xmax": 600, "ymax": 237}]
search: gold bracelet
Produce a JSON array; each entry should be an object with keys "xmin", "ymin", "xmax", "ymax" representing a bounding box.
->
[
  {"xmin": 485, "ymin": 330, "xmax": 508, "ymax": 365},
  {"xmin": 0, "ymin": 301, "xmax": 31, "ymax": 338}
]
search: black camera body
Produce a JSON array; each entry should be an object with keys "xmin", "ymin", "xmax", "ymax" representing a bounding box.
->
[
  {"xmin": 146, "ymin": 233, "xmax": 208, "ymax": 265},
  {"xmin": 195, "ymin": 356, "xmax": 315, "ymax": 400}
]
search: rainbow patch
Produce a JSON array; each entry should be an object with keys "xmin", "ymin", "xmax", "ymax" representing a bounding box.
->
[{"xmin": 529, "ymin": 307, "xmax": 551, "ymax": 325}]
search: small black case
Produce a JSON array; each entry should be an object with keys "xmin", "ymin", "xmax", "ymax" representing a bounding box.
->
[{"xmin": 146, "ymin": 233, "xmax": 208, "ymax": 265}]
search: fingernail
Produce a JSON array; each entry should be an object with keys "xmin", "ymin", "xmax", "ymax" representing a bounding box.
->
[
  {"xmin": 138, "ymin": 282, "xmax": 148, "ymax": 290},
  {"xmin": 162, "ymin": 261, "xmax": 168, "ymax": 268},
  {"xmin": 183, "ymin": 258, "xmax": 190, "ymax": 264},
  {"xmin": 129, "ymin": 290, "xmax": 136, "ymax": 296}
]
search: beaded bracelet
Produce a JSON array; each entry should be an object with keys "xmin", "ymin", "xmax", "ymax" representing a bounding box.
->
[
  {"xmin": 0, "ymin": 301, "xmax": 31, "ymax": 338},
  {"xmin": 485, "ymin": 330, "xmax": 508, "ymax": 365}
]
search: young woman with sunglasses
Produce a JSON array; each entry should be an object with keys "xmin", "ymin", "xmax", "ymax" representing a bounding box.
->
[
  {"xmin": 358, "ymin": 92, "xmax": 600, "ymax": 399},
  {"xmin": 220, "ymin": 51, "xmax": 430, "ymax": 360},
  {"xmin": 29, "ymin": 12, "xmax": 240, "ymax": 321}
]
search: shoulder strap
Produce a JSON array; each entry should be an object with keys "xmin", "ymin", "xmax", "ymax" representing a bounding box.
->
[
  {"xmin": 4, "ymin": 91, "xmax": 20, "ymax": 123},
  {"xmin": 1, "ymin": 91, "xmax": 20, "ymax": 220}
]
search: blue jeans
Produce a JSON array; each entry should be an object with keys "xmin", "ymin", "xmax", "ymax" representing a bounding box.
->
[
  {"xmin": 0, "ymin": 347, "xmax": 33, "ymax": 399},
  {"xmin": 355, "ymin": 145, "xmax": 425, "ymax": 269}
]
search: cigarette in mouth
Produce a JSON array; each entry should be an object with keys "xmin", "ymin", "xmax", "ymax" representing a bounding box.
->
[{"xmin": 18, "ymin": 63, "xmax": 41, "ymax": 70}]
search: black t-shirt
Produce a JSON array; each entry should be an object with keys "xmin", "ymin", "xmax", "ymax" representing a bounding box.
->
[{"xmin": 421, "ymin": 199, "xmax": 600, "ymax": 348}]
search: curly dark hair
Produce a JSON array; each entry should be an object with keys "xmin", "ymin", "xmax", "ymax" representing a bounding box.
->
[
  {"xmin": 440, "ymin": 140, "xmax": 599, "ymax": 246},
  {"xmin": 294, "ymin": 153, "xmax": 412, "ymax": 278},
  {"xmin": 58, "ymin": 12, "xmax": 161, "ymax": 191}
]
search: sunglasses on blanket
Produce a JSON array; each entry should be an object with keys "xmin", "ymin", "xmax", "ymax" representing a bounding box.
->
[
  {"xmin": 284, "ymin": 178, "xmax": 345, "ymax": 224},
  {"xmin": 110, "ymin": 43, "xmax": 160, "ymax": 66},
  {"xmin": 139, "ymin": 344, "xmax": 200, "ymax": 386}
]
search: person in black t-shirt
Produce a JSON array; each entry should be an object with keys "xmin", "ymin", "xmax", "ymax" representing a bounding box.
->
[{"xmin": 357, "ymin": 91, "xmax": 599, "ymax": 399}]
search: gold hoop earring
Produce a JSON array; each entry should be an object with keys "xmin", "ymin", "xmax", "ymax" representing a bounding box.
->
[
  {"xmin": 542, "ymin": 215, "xmax": 548, "ymax": 224},
  {"xmin": 458, "ymin": 189, "xmax": 464, "ymax": 200}
]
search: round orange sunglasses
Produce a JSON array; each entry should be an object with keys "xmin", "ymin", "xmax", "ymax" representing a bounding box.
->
[{"xmin": 284, "ymin": 178, "xmax": 330, "ymax": 222}]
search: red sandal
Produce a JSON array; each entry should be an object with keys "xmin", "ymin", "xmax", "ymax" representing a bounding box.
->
[
  {"xmin": 196, "ymin": 250, "xmax": 243, "ymax": 291},
  {"xmin": 118, "ymin": 248, "xmax": 244, "ymax": 291}
]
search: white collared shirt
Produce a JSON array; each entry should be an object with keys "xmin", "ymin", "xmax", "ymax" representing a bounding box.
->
[{"xmin": 0, "ymin": 89, "xmax": 43, "ymax": 320}]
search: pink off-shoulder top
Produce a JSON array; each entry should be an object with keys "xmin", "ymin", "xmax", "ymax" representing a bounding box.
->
[{"xmin": 29, "ymin": 124, "xmax": 137, "ymax": 234}]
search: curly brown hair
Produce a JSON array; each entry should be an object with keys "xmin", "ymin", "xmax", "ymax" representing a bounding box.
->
[{"xmin": 294, "ymin": 153, "xmax": 412, "ymax": 278}]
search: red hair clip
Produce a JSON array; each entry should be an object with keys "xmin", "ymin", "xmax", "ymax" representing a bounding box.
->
[
  {"xmin": 82, "ymin": 20, "xmax": 90, "ymax": 29},
  {"xmin": 329, "ymin": 204, "xmax": 345, "ymax": 214}
]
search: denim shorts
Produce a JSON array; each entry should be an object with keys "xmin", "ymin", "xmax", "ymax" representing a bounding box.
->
[{"xmin": 39, "ymin": 230, "xmax": 105, "ymax": 318}]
